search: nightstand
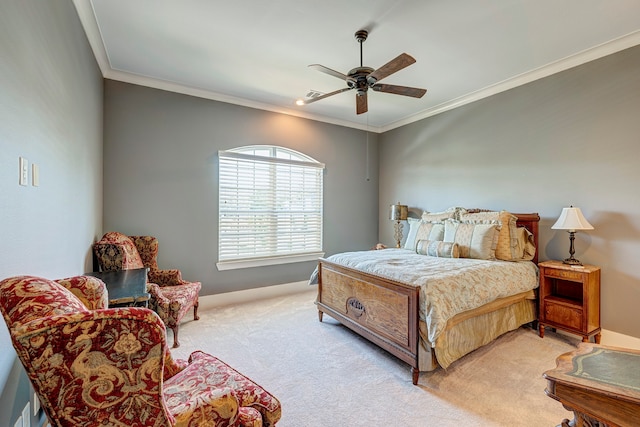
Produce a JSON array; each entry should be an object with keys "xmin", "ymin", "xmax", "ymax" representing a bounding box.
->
[{"xmin": 538, "ymin": 260, "xmax": 601, "ymax": 343}]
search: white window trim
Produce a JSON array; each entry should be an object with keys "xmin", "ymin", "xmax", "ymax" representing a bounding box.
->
[
  {"xmin": 219, "ymin": 150, "xmax": 325, "ymax": 169},
  {"xmin": 217, "ymin": 146, "xmax": 324, "ymax": 270},
  {"xmin": 216, "ymin": 251, "xmax": 325, "ymax": 271}
]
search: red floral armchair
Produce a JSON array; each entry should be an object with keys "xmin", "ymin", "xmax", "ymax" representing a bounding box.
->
[
  {"xmin": 93, "ymin": 232, "xmax": 200, "ymax": 347},
  {"xmin": 0, "ymin": 275, "xmax": 281, "ymax": 426}
]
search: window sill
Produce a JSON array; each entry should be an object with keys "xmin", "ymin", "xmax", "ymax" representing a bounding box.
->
[{"xmin": 216, "ymin": 252, "xmax": 324, "ymax": 271}]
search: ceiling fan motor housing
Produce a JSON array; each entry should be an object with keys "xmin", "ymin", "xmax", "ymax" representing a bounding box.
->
[{"xmin": 347, "ymin": 66, "xmax": 375, "ymax": 92}]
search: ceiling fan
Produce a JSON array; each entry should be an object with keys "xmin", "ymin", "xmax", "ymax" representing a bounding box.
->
[{"xmin": 300, "ymin": 29, "xmax": 427, "ymax": 115}]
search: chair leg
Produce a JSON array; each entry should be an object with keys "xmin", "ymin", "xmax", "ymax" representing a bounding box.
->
[
  {"xmin": 193, "ymin": 301, "xmax": 200, "ymax": 320},
  {"xmin": 171, "ymin": 326, "xmax": 180, "ymax": 348}
]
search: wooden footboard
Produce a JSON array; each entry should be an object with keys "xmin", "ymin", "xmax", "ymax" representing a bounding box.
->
[{"xmin": 316, "ymin": 259, "xmax": 421, "ymax": 384}]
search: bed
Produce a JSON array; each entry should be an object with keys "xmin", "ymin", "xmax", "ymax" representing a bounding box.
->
[{"xmin": 313, "ymin": 209, "xmax": 540, "ymax": 385}]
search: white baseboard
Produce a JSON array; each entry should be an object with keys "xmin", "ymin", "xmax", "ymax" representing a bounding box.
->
[
  {"xmin": 554, "ymin": 328, "xmax": 640, "ymax": 350},
  {"xmin": 600, "ymin": 329, "xmax": 640, "ymax": 350},
  {"xmin": 198, "ymin": 281, "xmax": 315, "ymax": 310}
]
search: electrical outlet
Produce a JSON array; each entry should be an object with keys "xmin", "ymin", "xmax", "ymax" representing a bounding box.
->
[
  {"xmin": 22, "ymin": 403, "xmax": 30, "ymax": 427},
  {"xmin": 32, "ymin": 164, "xmax": 39, "ymax": 187},
  {"xmin": 19, "ymin": 157, "xmax": 28, "ymax": 186},
  {"xmin": 33, "ymin": 392, "xmax": 40, "ymax": 416}
]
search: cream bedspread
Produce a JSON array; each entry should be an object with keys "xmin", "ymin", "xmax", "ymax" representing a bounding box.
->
[{"xmin": 319, "ymin": 248, "xmax": 539, "ymax": 343}]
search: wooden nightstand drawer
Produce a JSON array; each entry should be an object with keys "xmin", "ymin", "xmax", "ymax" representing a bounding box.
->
[
  {"xmin": 544, "ymin": 301, "xmax": 582, "ymax": 331},
  {"xmin": 543, "ymin": 268, "xmax": 583, "ymax": 281}
]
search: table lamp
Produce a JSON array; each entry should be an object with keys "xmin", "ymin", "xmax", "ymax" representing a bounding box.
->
[
  {"xmin": 389, "ymin": 203, "xmax": 408, "ymax": 248},
  {"xmin": 551, "ymin": 206, "xmax": 594, "ymax": 265}
]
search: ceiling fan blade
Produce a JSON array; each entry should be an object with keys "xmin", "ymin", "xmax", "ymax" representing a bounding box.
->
[
  {"xmin": 308, "ymin": 64, "xmax": 348, "ymax": 80},
  {"xmin": 302, "ymin": 87, "xmax": 352, "ymax": 105},
  {"xmin": 372, "ymin": 84, "xmax": 426, "ymax": 98},
  {"xmin": 356, "ymin": 91, "xmax": 368, "ymax": 115},
  {"xmin": 367, "ymin": 53, "xmax": 416, "ymax": 84}
]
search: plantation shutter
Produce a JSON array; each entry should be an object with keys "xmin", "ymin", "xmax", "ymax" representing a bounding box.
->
[{"xmin": 218, "ymin": 148, "xmax": 324, "ymax": 269}]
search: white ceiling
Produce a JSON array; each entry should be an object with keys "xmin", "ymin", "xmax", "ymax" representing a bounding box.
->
[{"xmin": 73, "ymin": 0, "xmax": 640, "ymax": 133}]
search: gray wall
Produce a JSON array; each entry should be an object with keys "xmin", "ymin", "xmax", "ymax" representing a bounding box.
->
[
  {"xmin": 2, "ymin": 0, "xmax": 639, "ymax": 422},
  {"xmin": 103, "ymin": 80, "xmax": 379, "ymax": 295},
  {"xmin": 0, "ymin": 1, "xmax": 103, "ymax": 425},
  {"xmin": 379, "ymin": 45, "xmax": 640, "ymax": 339}
]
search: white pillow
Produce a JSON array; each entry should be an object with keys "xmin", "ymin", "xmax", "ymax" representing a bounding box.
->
[
  {"xmin": 404, "ymin": 219, "xmax": 445, "ymax": 250},
  {"xmin": 404, "ymin": 218, "xmax": 422, "ymax": 250},
  {"xmin": 444, "ymin": 219, "xmax": 501, "ymax": 260},
  {"xmin": 421, "ymin": 207, "xmax": 459, "ymax": 222},
  {"xmin": 458, "ymin": 210, "xmax": 519, "ymax": 261}
]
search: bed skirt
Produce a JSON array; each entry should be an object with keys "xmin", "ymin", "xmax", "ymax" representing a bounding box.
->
[{"xmin": 419, "ymin": 290, "xmax": 537, "ymax": 371}]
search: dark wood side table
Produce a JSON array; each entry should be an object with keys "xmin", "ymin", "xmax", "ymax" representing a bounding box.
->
[
  {"xmin": 538, "ymin": 260, "xmax": 601, "ymax": 343},
  {"xmin": 544, "ymin": 343, "xmax": 640, "ymax": 427},
  {"xmin": 86, "ymin": 267, "xmax": 150, "ymax": 307}
]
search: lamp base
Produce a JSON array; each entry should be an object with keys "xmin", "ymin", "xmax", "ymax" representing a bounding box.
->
[
  {"xmin": 393, "ymin": 220, "xmax": 404, "ymax": 249},
  {"xmin": 562, "ymin": 231, "xmax": 583, "ymax": 266}
]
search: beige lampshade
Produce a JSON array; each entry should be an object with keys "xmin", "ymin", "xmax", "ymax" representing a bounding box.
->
[
  {"xmin": 551, "ymin": 206, "xmax": 594, "ymax": 232},
  {"xmin": 389, "ymin": 203, "xmax": 408, "ymax": 221}
]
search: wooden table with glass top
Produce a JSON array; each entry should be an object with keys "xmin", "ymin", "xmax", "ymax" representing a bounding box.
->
[{"xmin": 544, "ymin": 343, "xmax": 640, "ymax": 427}]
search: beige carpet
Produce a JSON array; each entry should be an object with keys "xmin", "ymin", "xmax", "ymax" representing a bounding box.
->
[{"xmin": 171, "ymin": 289, "xmax": 578, "ymax": 427}]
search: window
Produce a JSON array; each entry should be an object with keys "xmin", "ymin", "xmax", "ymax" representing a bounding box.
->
[{"xmin": 217, "ymin": 145, "xmax": 324, "ymax": 270}]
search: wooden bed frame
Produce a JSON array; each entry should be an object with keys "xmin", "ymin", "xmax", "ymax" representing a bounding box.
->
[{"xmin": 316, "ymin": 212, "xmax": 540, "ymax": 385}]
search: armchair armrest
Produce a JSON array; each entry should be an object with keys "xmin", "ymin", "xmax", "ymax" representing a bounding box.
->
[
  {"xmin": 147, "ymin": 282, "xmax": 170, "ymax": 306},
  {"xmin": 163, "ymin": 349, "xmax": 188, "ymax": 379},
  {"xmin": 56, "ymin": 276, "xmax": 109, "ymax": 310},
  {"xmin": 163, "ymin": 381, "xmax": 240, "ymax": 426},
  {"xmin": 148, "ymin": 269, "xmax": 187, "ymax": 287}
]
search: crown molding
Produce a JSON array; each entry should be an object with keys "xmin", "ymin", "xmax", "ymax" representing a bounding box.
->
[
  {"xmin": 104, "ymin": 69, "xmax": 379, "ymax": 132},
  {"xmin": 74, "ymin": 0, "xmax": 639, "ymax": 134},
  {"xmin": 381, "ymin": 30, "xmax": 640, "ymax": 133}
]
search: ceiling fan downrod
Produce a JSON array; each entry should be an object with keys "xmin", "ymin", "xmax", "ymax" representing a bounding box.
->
[{"xmin": 354, "ymin": 30, "xmax": 368, "ymax": 67}]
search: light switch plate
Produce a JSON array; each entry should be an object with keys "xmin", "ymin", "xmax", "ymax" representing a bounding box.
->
[
  {"xmin": 32, "ymin": 163, "xmax": 39, "ymax": 187},
  {"xmin": 19, "ymin": 157, "xmax": 28, "ymax": 186}
]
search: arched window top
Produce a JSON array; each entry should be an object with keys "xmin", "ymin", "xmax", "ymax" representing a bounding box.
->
[{"xmin": 226, "ymin": 145, "xmax": 323, "ymax": 167}]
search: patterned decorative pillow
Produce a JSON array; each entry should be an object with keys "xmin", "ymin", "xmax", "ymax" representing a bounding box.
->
[
  {"xmin": 514, "ymin": 227, "xmax": 536, "ymax": 261},
  {"xmin": 444, "ymin": 220, "xmax": 501, "ymax": 260},
  {"xmin": 416, "ymin": 240, "xmax": 459, "ymax": 258},
  {"xmin": 458, "ymin": 210, "xmax": 519, "ymax": 261},
  {"xmin": 404, "ymin": 219, "xmax": 445, "ymax": 250},
  {"xmin": 415, "ymin": 222, "xmax": 444, "ymax": 244},
  {"xmin": 404, "ymin": 218, "xmax": 444, "ymax": 251}
]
